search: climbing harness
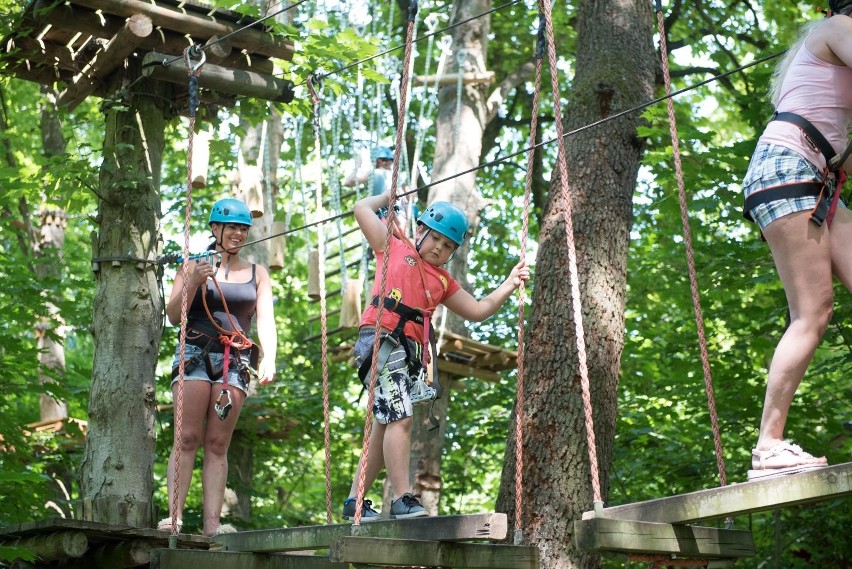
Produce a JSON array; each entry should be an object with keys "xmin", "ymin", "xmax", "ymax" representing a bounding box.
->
[{"xmin": 743, "ymin": 111, "xmax": 847, "ymax": 227}]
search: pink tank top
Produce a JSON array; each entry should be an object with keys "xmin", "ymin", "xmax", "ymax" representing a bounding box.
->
[{"xmin": 760, "ymin": 43, "xmax": 852, "ymax": 169}]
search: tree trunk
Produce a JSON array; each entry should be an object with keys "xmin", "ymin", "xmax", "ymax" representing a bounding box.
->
[
  {"xmin": 79, "ymin": 63, "xmax": 174, "ymax": 527},
  {"xmin": 37, "ymin": 91, "xmax": 69, "ymax": 423},
  {"xmin": 411, "ymin": 0, "xmax": 493, "ymax": 515},
  {"xmin": 496, "ymin": 1, "xmax": 655, "ymax": 567}
]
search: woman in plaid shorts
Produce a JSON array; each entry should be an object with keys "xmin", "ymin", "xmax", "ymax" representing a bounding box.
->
[{"xmin": 742, "ymin": 0, "xmax": 852, "ymax": 480}]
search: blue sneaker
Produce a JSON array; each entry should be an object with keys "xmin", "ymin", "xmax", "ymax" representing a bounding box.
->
[
  {"xmin": 342, "ymin": 498, "xmax": 380, "ymax": 522},
  {"xmin": 390, "ymin": 493, "xmax": 428, "ymax": 519}
]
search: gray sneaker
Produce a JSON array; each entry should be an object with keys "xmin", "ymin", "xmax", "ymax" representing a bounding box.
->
[
  {"xmin": 390, "ymin": 493, "xmax": 428, "ymax": 519},
  {"xmin": 341, "ymin": 498, "xmax": 380, "ymax": 522}
]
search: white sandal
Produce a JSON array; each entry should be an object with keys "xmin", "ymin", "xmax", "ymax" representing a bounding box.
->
[
  {"xmin": 747, "ymin": 442, "xmax": 827, "ymax": 481},
  {"xmin": 157, "ymin": 517, "xmax": 183, "ymax": 532}
]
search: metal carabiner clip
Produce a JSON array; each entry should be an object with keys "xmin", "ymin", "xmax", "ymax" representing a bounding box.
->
[
  {"xmin": 214, "ymin": 388, "xmax": 232, "ymax": 421},
  {"xmin": 410, "ymin": 367, "xmax": 436, "ymax": 405}
]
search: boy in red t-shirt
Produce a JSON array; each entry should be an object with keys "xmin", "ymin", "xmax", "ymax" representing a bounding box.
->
[{"xmin": 342, "ymin": 188, "xmax": 530, "ymax": 521}]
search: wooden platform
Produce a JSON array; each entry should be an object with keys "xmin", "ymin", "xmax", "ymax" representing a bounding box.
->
[
  {"xmin": 1, "ymin": 0, "xmax": 294, "ymax": 108},
  {"xmin": 206, "ymin": 513, "xmax": 539, "ymax": 569},
  {"xmin": 330, "ymin": 330, "xmax": 518, "ymax": 383},
  {"xmin": 0, "ymin": 518, "xmax": 208, "ymax": 566},
  {"xmin": 573, "ymin": 462, "xmax": 852, "ymax": 560},
  {"xmin": 580, "ymin": 461, "xmax": 852, "ymax": 524}
]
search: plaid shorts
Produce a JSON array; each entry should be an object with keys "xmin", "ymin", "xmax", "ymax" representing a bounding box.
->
[
  {"xmin": 354, "ymin": 327, "xmax": 420, "ymax": 424},
  {"xmin": 743, "ymin": 142, "xmax": 843, "ymax": 230}
]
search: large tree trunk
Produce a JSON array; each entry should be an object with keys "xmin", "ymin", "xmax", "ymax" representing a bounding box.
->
[
  {"xmin": 79, "ymin": 64, "xmax": 173, "ymax": 527},
  {"xmin": 496, "ymin": 1, "xmax": 655, "ymax": 567},
  {"xmin": 411, "ymin": 0, "xmax": 492, "ymax": 515},
  {"xmin": 37, "ymin": 91, "xmax": 69, "ymax": 423}
]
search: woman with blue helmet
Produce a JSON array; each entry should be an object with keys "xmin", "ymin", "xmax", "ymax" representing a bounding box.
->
[
  {"xmin": 341, "ymin": 187, "xmax": 529, "ymax": 521},
  {"xmin": 161, "ymin": 197, "xmax": 277, "ymax": 535}
]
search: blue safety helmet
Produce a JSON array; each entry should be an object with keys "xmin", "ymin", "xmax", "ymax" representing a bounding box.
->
[
  {"xmin": 209, "ymin": 198, "xmax": 253, "ymax": 227},
  {"xmin": 372, "ymin": 146, "xmax": 394, "ymax": 161},
  {"xmin": 417, "ymin": 201, "xmax": 468, "ymax": 246}
]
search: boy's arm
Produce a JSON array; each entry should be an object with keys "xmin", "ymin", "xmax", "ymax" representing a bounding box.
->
[
  {"xmin": 442, "ymin": 261, "xmax": 530, "ymax": 322},
  {"xmin": 354, "ymin": 188, "xmax": 395, "ymax": 251}
]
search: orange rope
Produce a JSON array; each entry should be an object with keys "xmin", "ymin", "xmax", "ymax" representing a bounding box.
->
[
  {"xmin": 306, "ymin": 75, "xmax": 334, "ymax": 525},
  {"xmin": 538, "ymin": 0, "xmax": 601, "ymax": 505},
  {"xmin": 513, "ymin": 15, "xmax": 545, "ymax": 546},
  {"xmin": 353, "ymin": 3, "xmax": 418, "ymax": 527},
  {"xmin": 654, "ymin": 4, "xmax": 728, "ymax": 492},
  {"xmin": 169, "ymin": 47, "xmax": 204, "ymax": 541}
]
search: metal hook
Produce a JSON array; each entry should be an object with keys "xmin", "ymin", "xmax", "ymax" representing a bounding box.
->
[
  {"xmin": 214, "ymin": 389, "xmax": 232, "ymax": 421},
  {"xmin": 184, "ymin": 45, "xmax": 207, "ymax": 74}
]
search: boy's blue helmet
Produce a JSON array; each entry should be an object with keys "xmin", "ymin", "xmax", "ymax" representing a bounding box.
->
[
  {"xmin": 209, "ymin": 198, "xmax": 253, "ymax": 227},
  {"xmin": 372, "ymin": 146, "xmax": 394, "ymax": 161},
  {"xmin": 417, "ymin": 201, "xmax": 468, "ymax": 246}
]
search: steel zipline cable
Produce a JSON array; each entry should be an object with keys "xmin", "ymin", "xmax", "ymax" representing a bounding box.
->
[{"xmin": 155, "ymin": 47, "xmax": 783, "ymax": 265}]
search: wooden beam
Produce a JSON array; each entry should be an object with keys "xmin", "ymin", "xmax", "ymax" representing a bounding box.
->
[
  {"xmin": 141, "ymin": 52, "xmax": 294, "ymax": 103},
  {"xmin": 91, "ymin": 539, "xmax": 151, "ymax": 568},
  {"xmin": 413, "ymin": 71, "xmax": 495, "ymax": 87},
  {"xmin": 150, "ymin": 549, "xmax": 346, "ymax": 569},
  {"xmin": 71, "ymin": 0, "xmax": 293, "ymax": 61},
  {"xmin": 0, "ymin": 531, "xmax": 88, "ymax": 562},
  {"xmin": 214, "ymin": 513, "xmax": 508, "ymax": 553},
  {"xmin": 2, "ymin": 35, "xmax": 77, "ymax": 70},
  {"xmin": 438, "ymin": 359, "xmax": 502, "ymax": 382},
  {"xmin": 573, "ymin": 518, "xmax": 754, "ymax": 559},
  {"xmin": 56, "ymin": 13, "xmax": 153, "ymax": 110},
  {"xmin": 30, "ymin": 0, "xmax": 274, "ymax": 75},
  {"xmin": 330, "ymin": 537, "xmax": 539, "ymax": 568},
  {"xmin": 581, "ymin": 462, "xmax": 852, "ymax": 524}
]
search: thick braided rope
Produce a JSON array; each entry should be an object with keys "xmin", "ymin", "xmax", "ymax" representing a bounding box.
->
[
  {"xmin": 655, "ymin": 7, "xmax": 728, "ymax": 490},
  {"xmin": 306, "ymin": 77, "xmax": 334, "ymax": 524},
  {"xmin": 353, "ymin": 7, "xmax": 418, "ymax": 527},
  {"xmin": 513, "ymin": 45, "xmax": 544, "ymax": 545},
  {"xmin": 169, "ymin": 50, "xmax": 204, "ymax": 539},
  {"xmin": 540, "ymin": 0, "xmax": 601, "ymax": 504}
]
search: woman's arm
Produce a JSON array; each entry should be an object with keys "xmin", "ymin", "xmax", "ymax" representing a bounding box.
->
[
  {"xmin": 441, "ymin": 261, "xmax": 530, "ymax": 322},
  {"xmin": 254, "ymin": 264, "xmax": 277, "ymax": 384}
]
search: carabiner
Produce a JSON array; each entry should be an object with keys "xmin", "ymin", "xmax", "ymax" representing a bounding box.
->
[{"xmin": 214, "ymin": 388, "xmax": 233, "ymax": 421}]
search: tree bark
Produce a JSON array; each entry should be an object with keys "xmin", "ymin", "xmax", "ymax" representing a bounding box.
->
[
  {"xmin": 79, "ymin": 61, "xmax": 174, "ymax": 527},
  {"xmin": 411, "ymin": 0, "xmax": 493, "ymax": 516},
  {"xmin": 37, "ymin": 90, "xmax": 69, "ymax": 423},
  {"xmin": 496, "ymin": 1, "xmax": 655, "ymax": 567}
]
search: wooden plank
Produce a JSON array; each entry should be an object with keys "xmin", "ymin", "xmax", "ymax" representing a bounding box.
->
[
  {"xmin": 0, "ymin": 518, "xmax": 209, "ymax": 548},
  {"xmin": 150, "ymin": 548, "xmax": 347, "ymax": 569},
  {"xmin": 72, "ymin": 0, "xmax": 293, "ymax": 60},
  {"xmin": 142, "ymin": 52, "xmax": 294, "ymax": 103},
  {"xmin": 30, "ymin": 0, "xmax": 274, "ymax": 75},
  {"xmin": 214, "ymin": 513, "xmax": 507, "ymax": 553},
  {"xmin": 56, "ymin": 13, "xmax": 153, "ymax": 110},
  {"xmin": 438, "ymin": 359, "xmax": 502, "ymax": 382},
  {"xmin": 573, "ymin": 518, "xmax": 754, "ymax": 558},
  {"xmin": 0, "ymin": 531, "xmax": 87, "ymax": 562},
  {"xmin": 582, "ymin": 462, "xmax": 852, "ymax": 524},
  {"xmin": 413, "ymin": 71, "xmax": 495, "ymax": 87},
  {"xmin": 330, "ymin": 537, "xmax": 539, "ymax": 569}
]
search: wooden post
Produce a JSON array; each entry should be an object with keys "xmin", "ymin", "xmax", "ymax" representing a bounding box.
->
[
  {"xmin": 307, "ymin": 248, "xmax": 321, "ymax": 300},
  {"xmin": 269, "ymin": 222, "xmax": 287, "ymax": 271},
  {"xmin": 339, "ymin": 279, "xmax": 362, "ymax": 328}
]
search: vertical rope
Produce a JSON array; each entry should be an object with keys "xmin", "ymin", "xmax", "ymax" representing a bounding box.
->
[
  {"xmin": 169, "ymin": 47, "xmax": 204, "ymax": 543},
  {"xmin": 513, "ymin": 13, "xmax": 545, "ymax": 546},
  {"xmin": 539, "ymin": 0, "xmax": 601, "ymax": 506},
  {"xmin": 353, "ymin": 0, "xmax": 419, "ymax": 527},
  {"xmin": 306, "ymin": 76, "xmax": 334, "ymax": 525},
  {"xmin": 654, "ymin": 2, "xmax": 728, "ymax": 492}
]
